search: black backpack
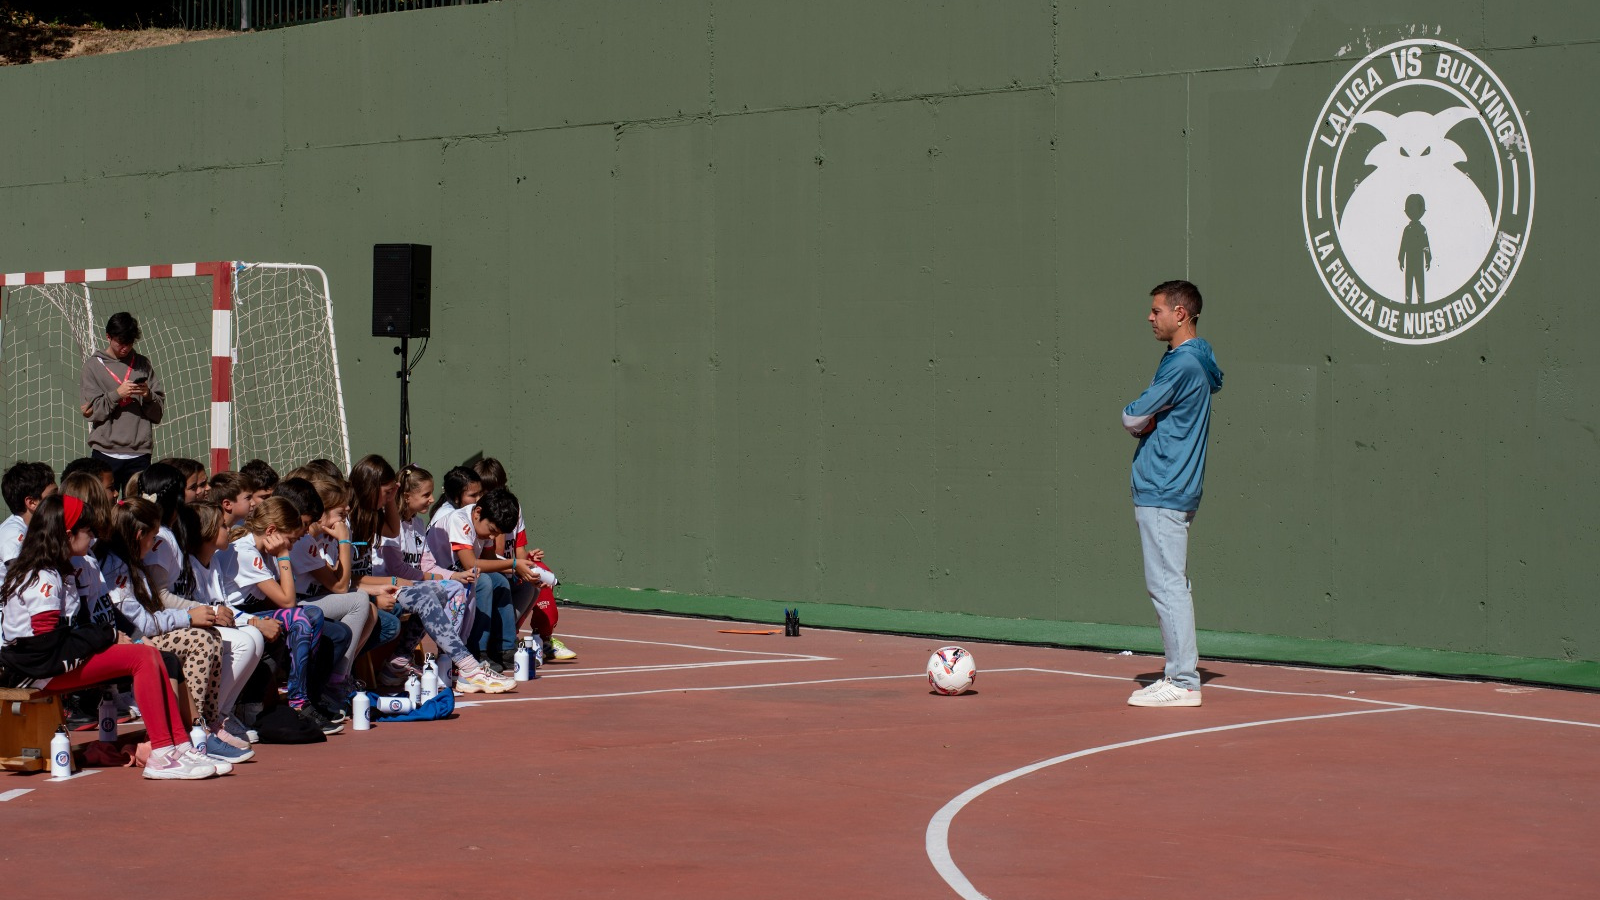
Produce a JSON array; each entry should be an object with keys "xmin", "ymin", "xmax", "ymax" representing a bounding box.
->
[{"xmin": 252, "ymin": 704, "xmax": 328, "ymax": 744}]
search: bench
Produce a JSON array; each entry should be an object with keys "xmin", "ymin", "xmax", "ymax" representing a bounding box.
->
[{"xmin": 0, "ymin": 687, "xmax": 64, "ymax": 773}]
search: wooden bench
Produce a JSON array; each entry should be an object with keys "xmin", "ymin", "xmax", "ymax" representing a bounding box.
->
[{"xmin": 0, "ymin": 686, "xmax": 64, "ymax": 773}]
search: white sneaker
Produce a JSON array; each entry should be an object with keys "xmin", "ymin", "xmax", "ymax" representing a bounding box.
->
[
  {"xmin": 1129, "ymin": 679, "xmax": 1166, "ymax": 698},
  {"xmin": 184, "ymin": 746, "xmax": 232, "ymax": 775},
  {"xmin": 143, "ymin": 747, "xmax": 217, "ymax": 780},
  {"xmin": 548, "ymin": 638, "xmax": 577, "ymax": 662},
  {"xmin": 456, "ymin": 668, "xmax": 514, "ymax": 694},
  {"xmin": 1128, "ymin": 679, "xmax": 1202, "ymax": 708}
]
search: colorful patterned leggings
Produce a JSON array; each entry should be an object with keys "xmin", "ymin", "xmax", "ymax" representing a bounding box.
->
[
  {"xmin": 251, "ymin": 604, "xmax": 324, "ymax": 708},
  {"xmin": 394, "ymin": 580, "xmax": 474, "ymax": 664}
]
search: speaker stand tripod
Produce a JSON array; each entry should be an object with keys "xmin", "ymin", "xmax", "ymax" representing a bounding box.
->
[{"xmin": 395, "ymin": 337, "xmax": 411, "ymax": 468}]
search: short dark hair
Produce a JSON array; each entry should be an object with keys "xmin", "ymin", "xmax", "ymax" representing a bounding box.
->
[
  {"xmin": 472, "ymin": 457, "xmax": 508, "ymax": 493},
  {"xmin": 209, "ymin": 470, "xmax": 256, "ymax": 499},
  {"xmin": 304, "ymin": 458, "xmax": 343, "ymax": 480},
  {"xmin": 158, "ymin": 457, "xmax": 206, "ymax": 481},
  {"xmin": 476, "ymin": 488, "xmax": 521, "ymax": 535},
  {"xmin": 240, "ymin": 459, "xmax": 279, "ymax": 492},
  {"xmin": 441, "ymin": 466, "xmax": 482, "ymax": 507},
  {"xmin": 105, "ymin": 311, "xmax": 141, "ymax": 343},
  {"xmin": 2, "ymin": 461, "xmax": 56, "ymax": 515},
  {"xmin": 1151, "ymin": 280, "xmax": 1202, "ymax": 321},
  {"xmin": 273, "ymin": 477, "xmax": 323, "ymax": 520},
  {"xmin": 62, "ymin": 456, "xmax": 113, "ymax": 481}
]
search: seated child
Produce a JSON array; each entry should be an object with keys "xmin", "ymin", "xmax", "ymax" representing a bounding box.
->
[
  {"xmin": 473, "ymin": 457, "xmax": 574, "ymax": 662},
  {"xmin": 0, "ymin": 461, "xmax": 56, "ymax": 572},
  {"xmin": 96, "ymin": 498, "xmax": 251, "ymax": 766},
  {"xmin": 349, "ymin": 455, "xmax": 511, "ymax": 694},
  {"xmin": 0, "ymin": 495, "xmax": 219, "ymax": 779}
]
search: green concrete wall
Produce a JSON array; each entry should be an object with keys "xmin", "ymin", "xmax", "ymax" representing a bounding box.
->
[{"xmin": 0, "ymin": 1, "xmax": 1595, "ymax": 668}]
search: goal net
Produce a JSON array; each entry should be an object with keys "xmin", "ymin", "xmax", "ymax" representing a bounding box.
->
[{"xmin": 0, "ymin": 262, "xmax": 350, "ymax": 476}]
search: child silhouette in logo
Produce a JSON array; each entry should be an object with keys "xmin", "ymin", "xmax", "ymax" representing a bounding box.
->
[{"xmin": 1398, "ymin": 193, "xmax": 1431, "ymax": 304}]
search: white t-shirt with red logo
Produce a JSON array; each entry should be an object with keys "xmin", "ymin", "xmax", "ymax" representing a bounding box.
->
[
  {"xmin": 230, "ymin": 534, "xmax": 281, "ymax": 613},
  {"xmin": 0, "ymin": 569, "xmax": 66, "ymax": 643},
  {"xmin": 0, "ymin": 514, "xmax": 27, "ymax": 572},
  {"xmin": 142, "ymin": 525, "xmax": 183, "ymax": 594},
  {"xmin": 290, "ymin": 532, "xmax": 334, "ymax": 597},
  {"xmin": 101, "ymin": 553, "xmax": 187, "ymax": 638},
  {"xmin": 435, "ymin": 504, "xmax": 492, "ymax": 572},
  {"xmin": 186, "ymin": 548, "xmax": 243, "ymax": 611}
]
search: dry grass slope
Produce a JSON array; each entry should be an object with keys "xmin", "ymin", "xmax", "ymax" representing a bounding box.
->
[{"xmin": 2, "ymin": 25, "xmax": 234, "ymax": 66}]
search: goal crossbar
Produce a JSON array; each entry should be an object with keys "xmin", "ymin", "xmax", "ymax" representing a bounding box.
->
[{"xmin": 0, "ymin": 260, "xmax": 350, "ymax": 475}]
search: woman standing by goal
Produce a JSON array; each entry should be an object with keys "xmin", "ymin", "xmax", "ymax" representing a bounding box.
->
[{"xmin": 80, "ymin": 312, "xmax": 165, "ymax": 491}]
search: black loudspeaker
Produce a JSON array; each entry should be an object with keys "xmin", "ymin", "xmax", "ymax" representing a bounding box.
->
[{"xmin": 372, "ymin": 243, "xmax": 432, "ymax": 338}]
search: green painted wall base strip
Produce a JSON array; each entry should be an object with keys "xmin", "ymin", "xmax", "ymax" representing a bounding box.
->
[{"xmin": 561, "ymin": 584, "xmax": 1600, "ymax": 692}]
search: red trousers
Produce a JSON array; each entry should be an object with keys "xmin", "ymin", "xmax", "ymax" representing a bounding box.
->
[
  {"xmin": 515, "ymin": 562, "xmax": 560, "ymax": 640},
  {"xmin": 530, "ymin": 582, "xmax": 559, "ymax": 640},
  {"xmin": 44, "ymin": 643, "xmax": 187, "ymax": 748}
]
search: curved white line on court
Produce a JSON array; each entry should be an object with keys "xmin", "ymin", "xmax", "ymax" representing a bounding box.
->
[{"xmin": 925, "ymin": 706, "xmax": 1414, "ymax": 900}]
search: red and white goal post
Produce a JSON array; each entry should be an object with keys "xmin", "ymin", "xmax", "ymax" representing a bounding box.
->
[{"xmin": 0, "ymin": 261, "xmax": 351, "ymax": 477}]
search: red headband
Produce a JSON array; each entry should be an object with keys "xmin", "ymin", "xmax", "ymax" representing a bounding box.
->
[{"xmin": 62, "ymin": 494, "xmax": 85, "ymax": 533}]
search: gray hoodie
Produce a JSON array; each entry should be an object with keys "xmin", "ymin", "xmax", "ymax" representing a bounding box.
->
[{"xmin": 80, "ymin": 349, "xmax": 165, "ymax": 456}]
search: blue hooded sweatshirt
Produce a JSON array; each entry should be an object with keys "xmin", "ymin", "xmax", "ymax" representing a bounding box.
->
[{"xmin": 1121, "ymin": 338, "xmax": 1223, "ymax": 511}]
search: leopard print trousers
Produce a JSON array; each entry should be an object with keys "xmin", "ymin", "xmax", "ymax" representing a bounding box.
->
[{"xmin": 147, "ymin": 627, "xmax": 222, "ymax": 727}]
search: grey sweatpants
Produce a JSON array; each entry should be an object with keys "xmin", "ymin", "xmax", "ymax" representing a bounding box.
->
[{"xmin": 302, "ymin": 591, "xmax": 373, "ymax": 677}]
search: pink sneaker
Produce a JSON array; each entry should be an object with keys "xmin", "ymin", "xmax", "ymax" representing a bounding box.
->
[{"xmin": 142, "ymin": 747, "xmax": 218, "ymax": 780}]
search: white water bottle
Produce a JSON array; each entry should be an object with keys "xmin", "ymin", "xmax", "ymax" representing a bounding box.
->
[
  {"xmin": 420, "ymin": 654, "xmax": 439, "ymax": 702},
  {"xmin": 189, "ymin": 717, "xmax": 207, "ymax": 748},
  {"xmin": 351, "ymin": 684, "xmax": 371, "ymax": 731},
  {"xmin": 49, "ymin": 725, "xmax": 72, "ymax": 777},
  {"xmin": 405, "ymin": 672, "xmax": 421, "ymax": 706},
  {"xmin": 513, "ymin": 640, "xmax": 531, "ymax": 681},
  {"xmin": 97, "ymin": 689, "xmax": 118, "ymax": 742},
  {"xmin": 376, "ymin": 694, "xmax": 415, "ymax": 715}
]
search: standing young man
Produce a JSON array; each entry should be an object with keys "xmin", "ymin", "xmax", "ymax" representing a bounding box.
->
[
  {"xmin": 80, "ymin": 312, "xmax": 164, "ymax": 491},
  {"xmin": 1120, "ymin": 280, "xmax": 1223, "ymax": 708}
]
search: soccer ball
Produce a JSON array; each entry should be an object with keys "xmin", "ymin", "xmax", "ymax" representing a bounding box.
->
[{"xmin": 927, "ymin": 646, "xmax": 977, "ymax": 695}]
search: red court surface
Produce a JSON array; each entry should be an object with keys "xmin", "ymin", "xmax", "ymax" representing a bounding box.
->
[{"xmin": 3, "ymin": 606, "xmax": 1596, "ymax": 898}]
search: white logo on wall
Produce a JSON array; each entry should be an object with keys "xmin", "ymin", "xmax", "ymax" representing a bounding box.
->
[{"xmin": 1302, "ymin": 39, "xmax": 1534, "ymax": 344}]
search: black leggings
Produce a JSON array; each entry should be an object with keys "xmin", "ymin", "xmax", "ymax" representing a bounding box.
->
[{"xmin": 92, "ymin": 450, "xmax": 151, "ymax": 496}]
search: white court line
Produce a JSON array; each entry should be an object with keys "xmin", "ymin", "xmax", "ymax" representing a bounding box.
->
[
  {"xmin": 538, "ymin": 658, "xmax": 836, "ymax": 679},
  {"xmin": 0, "ymin": 788, "xmax": 32, "ymax": 801},
  {"xmin": 926, "ymin": 707, "xmax": 1415, "ymax": 900},
  {"xmin": 43, "ymin": 768, "xmax": 100, "ymax": 784},
  {"xmin": 465, "ymin": 672, "xmax": 924, "ymax": 705},
  {"xmin": 558, "ymin": 632, "xmax": 831, "ymax": 661}
]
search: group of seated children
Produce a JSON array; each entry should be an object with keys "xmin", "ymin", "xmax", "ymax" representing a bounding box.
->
[{"xmin": 0, "ymin": 452, "xmax": 576, "ymax": 781}]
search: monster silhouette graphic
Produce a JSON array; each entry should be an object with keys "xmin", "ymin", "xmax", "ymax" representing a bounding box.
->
[{"xmin": 1336, "ymin": 107, "xmax": 1494, "ymax": 305}]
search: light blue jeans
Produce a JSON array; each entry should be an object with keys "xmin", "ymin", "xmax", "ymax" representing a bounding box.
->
[{"xmin": 1134, "ymin": 505, "xmax": 1200, "ymax": 690}]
